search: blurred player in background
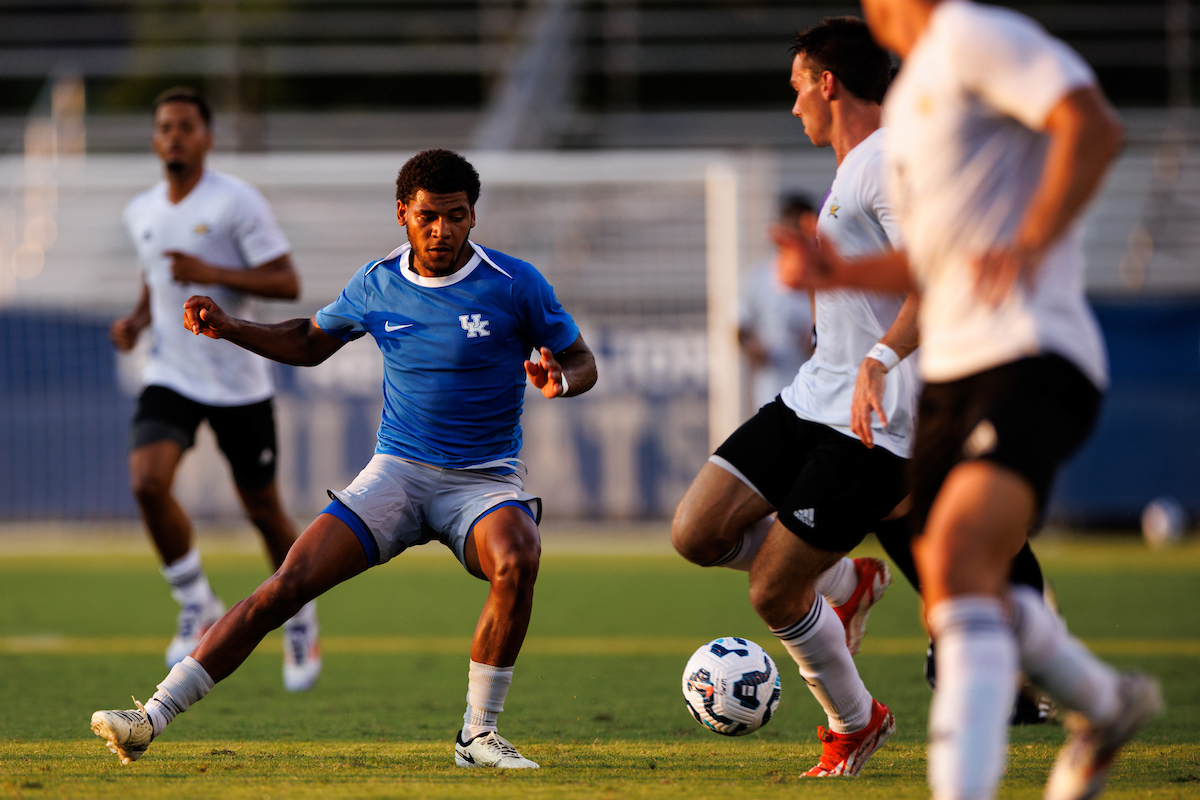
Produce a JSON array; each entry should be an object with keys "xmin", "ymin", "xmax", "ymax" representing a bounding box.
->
[
  {"xmin": 93, "ymin": 149, "xmax": 597, "ymax": 771},
  {"xmin": 737, "ymin": 195, "xmax": 817, "ymax": 411},
  {"xmin": 674, "ymin": 17, "xmax": 919, "ymax": 778},
  {"xmin": 776, "ymin": 0, "xmax": 1163, "ymax": 797},
  {"xmin": 109, "ymin": 87, "xmax": 319, "ymax": 692}
]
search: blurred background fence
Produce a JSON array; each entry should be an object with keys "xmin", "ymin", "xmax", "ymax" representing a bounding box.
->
[{"xmin": 0, "ymin": 1, "xmax": 1198, "ymax": 526}]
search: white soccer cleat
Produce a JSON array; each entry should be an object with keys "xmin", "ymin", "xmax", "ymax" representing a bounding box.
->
[
  {"xmin": 833, "ymin": 557, "xmax": 892, "ymax": 656},
  {"xmin": 166, "ymin": 597, "xmax": 225, "ymax": 668},
  {"xmin": 1044, "ymin": 672, "xmax": 1163, "ymax": 800},
  {"xmin": 90, "ymin": 700, "xmax": 154, "ymax": 764},
  {"xmin": 282, "ymin": 605, "xmax": 322, "ymax": 693},
  {"xmin": 454, "ymin": 731, "xmax": 540, "ymax": 769}
]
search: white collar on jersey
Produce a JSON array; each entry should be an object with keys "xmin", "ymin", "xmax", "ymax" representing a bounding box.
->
[{"xmin": 366, "ymin": 241, "xmax": 513, "ymax": 287}]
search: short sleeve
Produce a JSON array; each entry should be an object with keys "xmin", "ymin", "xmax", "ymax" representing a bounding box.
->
[
  {"xmin": 230, "ymin": 183, "xmax": 291, "ymax": 267},
  {"xmin": 945, "ymin": 4, "xmax": 1095, "ymax": 131},
  {"xmin": 513, "ymin": 264, "xmax": 579, "ymax": 354},
  {"xmin": 859, "ymin": 149, "xmax": 905, "ymax": 250},
  {"xmin": 314, "ymin": 265, "xmax": 371, "ymax": 342}
]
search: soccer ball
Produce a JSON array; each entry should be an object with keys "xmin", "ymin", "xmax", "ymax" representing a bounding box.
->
[{"xmin": 682, "ymin": 637, "xmax": 781, "ymax": 736}]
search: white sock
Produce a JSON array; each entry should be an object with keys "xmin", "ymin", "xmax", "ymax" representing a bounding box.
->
[
  {"xmin": 771, "ymin": 595, "xmax": 873, "ymax": 733},
  {"xmin": 462, "ymin": 660, "xmax": 513, "ymax": 740},
  {"xmin": 161, "ymin": 548, "xmax": 215, "ymax": 608},
  {"xmin": 708, "ymin": 515, "xmax": 774, "ymax": 571},
  {"xmin": 814, "ymin": 557, "xmax": 857, "ymax": 607},
  {"xmin": 145, "ymin": 656, "xmax": 215, "ymax": 738},
  {"xmin": 1008, "ymin": 585, "xmax": 1120, "ymax": 725},
  {"xmin": 285, "ymin": 599, "xmax": 318, "ymax": 630},
  {"xmin": 926, "ymin": 597, "xmax": 1016, "ymax": 800}
]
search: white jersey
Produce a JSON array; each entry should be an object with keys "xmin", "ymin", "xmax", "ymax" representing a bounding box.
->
[
  {"xmin": 781, "ymin": 129, "xmax": 920, "ymax": 458},
  {"xmin": 738, "ymin": 259, "xmax": 814, "ymax": 409},
  {"xmin": 124, "ymin": 170, "xmax": 291, "ymax": 406},
  {"xmin": 882, "ymin": 0, "xmax": 1108, "ymax": 388}
]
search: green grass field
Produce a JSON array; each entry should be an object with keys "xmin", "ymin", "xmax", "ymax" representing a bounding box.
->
[{"xmin": 2, "ymin": 528, "xmax": 1199, "ymax": 798}]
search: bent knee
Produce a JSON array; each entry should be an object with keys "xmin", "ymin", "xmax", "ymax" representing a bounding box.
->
[
  {"xmin": 131, "ymin": 471, "xmax": 172, "ymax": 506},
  {"xmin": 488, "ymin": 539, "xmax": 540, "ymax": 586}
]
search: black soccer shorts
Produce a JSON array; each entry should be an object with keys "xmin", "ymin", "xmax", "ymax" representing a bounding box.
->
[
  {"xmin": 909, "ymin": 354, "xmax": 1103, "ymax": 534},
  {"xmin": 713, "ymin": 397, "xmax": 908, "ymax": 553},
  {"xmin": 131, "ymin": 385, "xmax": 280, "ymax": 490}
]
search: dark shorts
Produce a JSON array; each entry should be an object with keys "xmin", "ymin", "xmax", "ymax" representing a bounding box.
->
[
  {"xmin": 713, "ymin": 397, "xmax": 909, "ymax": 553},
  {"xmin": 910, "ymin": 354, "xmax": 1103, "ymax": 534},
  {"xmin": 131, "ymin": 385, "xmax": 279, "ymax": 490}
]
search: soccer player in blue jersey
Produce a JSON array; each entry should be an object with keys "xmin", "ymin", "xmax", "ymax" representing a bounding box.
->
[{"xmin": 91, "ymin": 149, "xmax": 598, "ymax": 770}]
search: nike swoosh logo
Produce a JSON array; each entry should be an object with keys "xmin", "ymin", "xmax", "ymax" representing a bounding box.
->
[
  {"xmin": 458, "ymin": 750, "xmax": 475, "ymax": 764},
  {"xmin": 384, "ymin": 322, "xmax": 413, "ymax": 332}
]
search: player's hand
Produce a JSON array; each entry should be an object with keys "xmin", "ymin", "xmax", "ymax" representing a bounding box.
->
[
  {"xmin": 850, "ymin": 356, "xmax": 890, "ymax": 448},
  {"xmin": 524, "ymin": 346, "xmax": 568, "ymax": 398},
  {"xmin": 109, "ymin": 316, "xmax": 144, "ymax": 352},
  {"xmin": 182, "ymin": 295, "xmax": 229, "ymax": 339},
  {"xmin": 167, "ymin": 251, "xmax": 217, "ymax": 284},
  {"xmin": 772, "ymin": 225, "xmax": 841, "ymax": 290},
  {"xmin": 972, "ymin": 244, "xmax": 1042, "ymax": 306}
]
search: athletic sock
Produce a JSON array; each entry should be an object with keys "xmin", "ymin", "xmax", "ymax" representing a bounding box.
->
[
  {"xmin": 707, "ymin": 515, "xmax": 773, "ymax": 571},
  {"xmin": 161, "ymin": 548, "xmax": 216, "ymax": 608},
  {"xmin": 814, "ymin": 556, "xmax": 857, "ymax": 607},
  {"xmin": 771, "ymin": 595, "xmax": 872, "ymax": 733},
  {"xmin": 926, "ymin": 597, "xmax": 1015, "ymax": 800},
  {"xmin": 1008, "ymin": 585, "xmax": 1120, "ymax": 725},
  {"xmin": 144, "ymin": 656, "xmax": 215, "ymax": 738},
  {"xmin": 462, "ymin": 660, "xmax": 513, "ymax": 740}
]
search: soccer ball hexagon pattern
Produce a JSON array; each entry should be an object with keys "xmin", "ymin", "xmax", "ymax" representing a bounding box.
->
[{"xmin": 682, "ymin": 637, "xmax": 781, "ymax": 736}]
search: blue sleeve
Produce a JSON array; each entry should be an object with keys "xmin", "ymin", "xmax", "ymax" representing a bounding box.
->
[
  {"xmin": 514, "ymin": 263, "xmax": 579, "ymax": 354},
  {"xmin": 314, "ymin": 264, "xmax": 371, "ymax": 342}
]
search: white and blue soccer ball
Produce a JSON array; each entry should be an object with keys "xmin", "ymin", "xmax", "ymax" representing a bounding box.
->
[{"xmin": 682, "ymin": 637, "xmax": 781, "ymax": 736}]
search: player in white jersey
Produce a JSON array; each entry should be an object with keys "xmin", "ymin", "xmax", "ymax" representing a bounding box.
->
[
  {"xmin": 776, "ymin": 2, "xmax": 1163, "ymax": 798},
  {"xmin": 673, "ymin": 17, "xmax": 920, "ymax": 778},
  {"xmin": 110, "ymin": 88, "xmax": 320, "ymax": 692},
  {"xmin": 92, "ymin": 149, "xmax": 598, "ymax": 770}
]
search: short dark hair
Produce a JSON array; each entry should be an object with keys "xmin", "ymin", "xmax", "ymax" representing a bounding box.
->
[
  {"xmin": 790, "ymin": 17, "xmax": 893, "ymax": 104},
  {"xmin": 395, "ymin": 149, "xmax": 481, "ymax": 205},
  {"xmin": 152, "ymin": 87, "xmax": 212, "ymax": 127}
]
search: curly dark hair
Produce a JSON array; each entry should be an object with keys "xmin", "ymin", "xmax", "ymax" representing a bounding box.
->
[
  {"xmin": 790, "ymin": 17, "xmax": 893, "ymax": 105},
  {"xmin": 395, "ymin": 149, "xmax": 481, "ymax": 205},
  {"xmin": 153, "ymin": 86, "xmax": 212, "ymax": 127}
]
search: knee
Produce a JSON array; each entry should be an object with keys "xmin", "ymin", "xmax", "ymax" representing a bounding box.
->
[
  {"xmin": 252, "ymin": 565, "xmax": 310, "ymax": 619},
  {"xmin": 488, "ymin": 535, "xmax": 540, "ymax": 589},
  {"xmin": 671, "ymin": 505, "xmax": 720, "ymax": 566},
  {"xmin": 130, "ymin": 469, "xmax": 171, "ymax": 507}
]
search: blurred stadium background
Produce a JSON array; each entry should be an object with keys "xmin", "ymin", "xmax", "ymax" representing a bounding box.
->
[{"xmin": 0, "ymin": 0, "xmax": 1197, "ymax": 529}]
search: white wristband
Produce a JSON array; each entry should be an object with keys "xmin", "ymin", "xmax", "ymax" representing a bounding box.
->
[
  {"xmin": 558, "ymin": 371, "xmax": 569, "ymax": 397},
  {"xmin": 866, "ymin": 343, "xmax": 900, "ymax": 372}
]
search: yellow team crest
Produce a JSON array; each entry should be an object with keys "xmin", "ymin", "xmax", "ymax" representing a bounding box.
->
[
  {"xmin": 827, "ymin": 198, "xmax": 840, "ymax": 219},
  {"xmin": 192, "ymin": 223, "xmax": 211, "ymax": 235}
]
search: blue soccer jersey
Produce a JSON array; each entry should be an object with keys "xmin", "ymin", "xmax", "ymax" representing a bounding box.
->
[{"xmin": 314, "ymin": 241, "xmax": 579, "ymax": 469}]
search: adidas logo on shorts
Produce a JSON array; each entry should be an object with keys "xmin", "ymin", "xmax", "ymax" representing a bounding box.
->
[{"xmin": 793, "ymin": 507, "xmax": 816, "ymax": 528}]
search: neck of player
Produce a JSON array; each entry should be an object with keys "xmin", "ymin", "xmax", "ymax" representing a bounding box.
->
[
  {"xmin": 831, "ymin": 101, "xmax": 882, "ymax": 166},
  {"xmin": 165, "ymin": 161, "xmax": 205, "ymax": 204}
]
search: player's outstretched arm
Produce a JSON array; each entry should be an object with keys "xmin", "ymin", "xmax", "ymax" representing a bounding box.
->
[
  {"xmin": 851, "ymin": 291, "xmax": 920, "ymax": 447},
  {"xmin": 168, "ymin": 252, "xmax": 300, "ymax": 300},
  {"xmin": 773, "ymin": 225, "xmax": 916, "ymax": 294},
  {"xmin": 524, "ymin": 334, "xmax": 597, "ymax": 399},
  {"xmin": 110, "ymin": 279, "xmax": 152, "ymax": 352},
  {"xmin": 182, "ymin": 295, "xmax": 344, "ymax": 366}
]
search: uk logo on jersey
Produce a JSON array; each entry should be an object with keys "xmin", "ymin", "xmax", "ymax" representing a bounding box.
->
[{"xmin": 459, "ymin": 314, "xmax": 491, "ymax": 338}]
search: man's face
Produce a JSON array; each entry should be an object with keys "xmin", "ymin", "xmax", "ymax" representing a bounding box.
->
[
  {"xmin": 790, "ymin": 54, "xmax": 833, "ymax": 148},
  {"xmin": 152, "ymin": 101, "xmax": 211, "ymax": 173},
  {"xmin": 397, "ymin": 189, "xmax": 476, "ymax": 277}
]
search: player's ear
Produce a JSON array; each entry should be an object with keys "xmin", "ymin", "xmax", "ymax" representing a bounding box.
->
[
  {"xmin": 821, "ymin": 70, "xmax": 837, "ymax": 100},
  {"xmin": 469, "ymin": 205, "xmax": 476, "ymax": 228},
  {"xmin": 396, "ymin": 199, "xmax": 407, "ymax": 227}
]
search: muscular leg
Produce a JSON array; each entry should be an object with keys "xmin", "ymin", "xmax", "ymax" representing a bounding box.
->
[
  {"xmin": 236, "ymin": 481, "xmax": 297, "ymax": 570},
  {"xmin": 463, "ymin": 507, "xmax": 541, "ymax": 667},
  {"xmin": 915, "ymin": 461, "xmax": 1033, "ymax": 800},
  {"xmin": 192, "ymin": 513, "xmax": 368, "ymax": 681},
  {"xmin": 672, "ymin": 462, "xmax": 773, "ymax": 567},
  {"xmin": 129, "ymin": 440, "xmax": 192, "ymax": 565},
  {"xmin": 748, "ymin": 521, "xmax": 843, "ymax": 628}
]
